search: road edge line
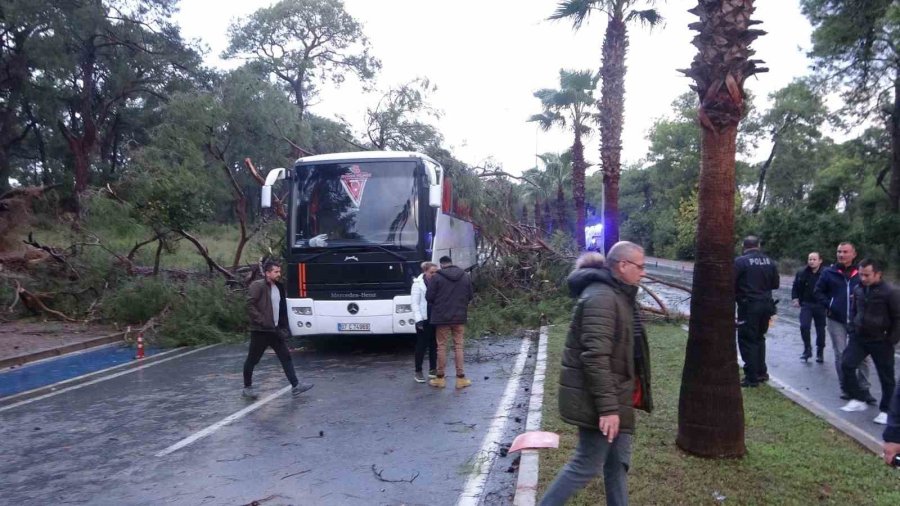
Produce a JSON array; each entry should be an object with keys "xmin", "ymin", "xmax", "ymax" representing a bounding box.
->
[
  {"xmin": 0, "ymin": 344, "xmax": 218, "ymax": 413},
  {"xmin": 456, "ymin": 333, "xmax": 533, "ymax": 506},
  {"xmin": 513, "ymin": 325, "xmax": 549, "ymax": 506}
]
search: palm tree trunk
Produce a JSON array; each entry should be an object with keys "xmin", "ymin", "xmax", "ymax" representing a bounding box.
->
[
  {"xmin": 556, "ymin": 183, "xmax": 566, "ymax": 234},
  {"xmin": 572, "ymin": 132, "xmax": 587, "ymax": 249},
  {"xmin": 677, "ymin": 0, "xmax": 766, "ymax": 459},
  {"xmin": 600, "ymin": 14, "xmax": 627, "ymax": 254},
  {"xmin": 677, "ymin": 125, "xmax": 745, "ymax": 457},
  {"xmin": 534, "ymin": 198, "xmax": 544, "ymax": 237}
]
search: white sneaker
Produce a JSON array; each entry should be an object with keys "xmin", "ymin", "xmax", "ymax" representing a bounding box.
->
[
  {"xmin": 874, "ymin": 412, "xmax": 888, "ymax": 424},
  {"xmin": 839, "ymin": 399, "xmax": 868, "ymax": 412}
]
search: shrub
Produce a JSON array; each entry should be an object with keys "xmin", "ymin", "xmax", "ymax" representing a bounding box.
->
[
  {"xmin": 102, "ymin": 277, "xmax": 176, "ymax": 323},
  {"xmin": 157, "ymin": 281, "xmax": 247, "ymax": 347}
]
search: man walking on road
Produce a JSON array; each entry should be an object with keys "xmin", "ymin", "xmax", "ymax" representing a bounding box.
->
[
  {"xmin": 243, "ymin": 260, "xmax": 313, "ymax": 399},
  {"xmin": 814, "ymin": 241, "xmax": 873, "ymax": 402},
  {"xmin": 540, "ymin": 243, "xmax": 652, "ymax": 506},
  {"xmin": 734, "ymin": 236, "xmax": 780, "ymax": 388},
  {"xmin": 838, "ymin": 258, "xmax": 899, "ymax": 424},
  {"xmin": 426, "ymin": 256, "xmax": 474, "ymax": 389},
  {"xmin": 792, "ymin": 251, "xmax": 827, "ymax": 363}
]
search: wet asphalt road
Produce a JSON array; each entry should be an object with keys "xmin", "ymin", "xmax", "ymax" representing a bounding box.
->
[{"xmin": 0, "ymin": 334, "xmax": 536, "ymax": 505}]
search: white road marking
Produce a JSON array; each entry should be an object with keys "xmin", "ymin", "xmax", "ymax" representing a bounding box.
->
[
  {"xmin": 457, "ymin": 335, "xmax": 532, "ymax": 506},
  {"xmin": 155, "ymin": 385, "xmax": 292, "ymax": 457},
  {"xmin": 0, "ymin": 345, "xmax": 218, "ymax": 413}
]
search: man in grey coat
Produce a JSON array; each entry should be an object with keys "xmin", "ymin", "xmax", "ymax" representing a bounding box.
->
[{"xmin": 540, "ymin": 242, "xmax": 652, "ymax": 506}]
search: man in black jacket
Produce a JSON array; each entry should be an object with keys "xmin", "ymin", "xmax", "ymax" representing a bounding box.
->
[
  {"xmin": 426, "ymin": 256, "xmax": 474, "ymax": 389},
  {"xmin": 734, "ymin": 236, "xmax": 780, "ymax": 387},
  {"xmin": 540, "ymin": 242, "xmax": 651, "ymax": 506},
  {"xmin": 243, "ymin": 261, "xmax": 313, "ymax": 399},
  {"xmin": 839, "ymin": 258, "xmax": 900, "ymax": 424},
  {"xmin": 791, "ymin": 251, "xmax": 827, "ymax": 362}
]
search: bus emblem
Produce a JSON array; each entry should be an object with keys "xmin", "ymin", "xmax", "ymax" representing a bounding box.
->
[
  {"xmin": 344, "ymin": 256, "xmax": 359, "ymax": 262},
  {"xmin": 340, "ymin": 165, "xmax": 372, "ymax": 208}
]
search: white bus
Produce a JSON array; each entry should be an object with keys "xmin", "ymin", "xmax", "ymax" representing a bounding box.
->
[{"xmin": 261, "ymin": 151, "xmax": 476, "ymax": 336}]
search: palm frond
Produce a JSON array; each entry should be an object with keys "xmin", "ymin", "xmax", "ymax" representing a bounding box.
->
[
  {"xmin": 625, "ymin": 8, "xmax": 663, "ymax": 28},
  {"xmin": 548, "ymin": 0, "xmax": 598, "ymax": 30}
]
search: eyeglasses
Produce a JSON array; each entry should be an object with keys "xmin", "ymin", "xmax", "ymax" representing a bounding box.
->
[{"xmin": 622, "ymin": 260, "xmax": 646, "ymax": 270}]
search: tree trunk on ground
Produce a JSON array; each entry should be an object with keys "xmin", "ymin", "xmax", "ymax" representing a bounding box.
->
[
  {"xmin": 677, "ymin": 0, "xmax": 766, "ymax": 459},
  {"xmin": 600, "ymin": 14, "xmax": 627, "ymax": 254},
  {"xmin": 572, "ymin": 133, "xmax": 587, "ymax": 249}
]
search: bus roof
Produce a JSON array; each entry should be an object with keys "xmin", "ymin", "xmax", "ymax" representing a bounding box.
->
[{"xmin": 295, "ymin": 151, "xmax": 439, "ymax": 166}]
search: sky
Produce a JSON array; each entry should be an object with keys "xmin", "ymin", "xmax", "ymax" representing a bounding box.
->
[{"xmin": 174, "ymin": 0, "xmax": 814, "ymax": 175}]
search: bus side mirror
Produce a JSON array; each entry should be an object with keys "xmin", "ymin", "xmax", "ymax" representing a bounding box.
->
[
  {"xmin": 261, "ymin": 167, "xmax": 286, "ymax": 209},
  {"xmin": 429, "ymin": 185, "xmax": 441, "ymax": 208}
]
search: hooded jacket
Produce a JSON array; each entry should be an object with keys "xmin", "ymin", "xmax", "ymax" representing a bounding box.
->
[
  {"xmin": 558, "ymin": 267, "xmax": 652, "ymax": 434},
  {"xmin": 426, "ymin": 265, "xmax": 473, "ymax": 325},
  {"xmin": 814, "ymin": 263, "xmax": 860, "ymax": 324}
]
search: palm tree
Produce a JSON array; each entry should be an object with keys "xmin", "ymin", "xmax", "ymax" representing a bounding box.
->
[
  {"xmin": 550, "ymin": 0, "xmax": 661, "ymax": 253},
  {"xmin": 528, "ymin": 70, "xmax": 598, "ymax": 248},
  {"xmin": 522, "ymin": 167, "xmax": 550, "ymax": 235},
  {"xmin": 676, "ymin": 0, "xmax": 766, "ymax": 458},
  {"xmin": 538, "ymin": 152, "xmax": 574, "ymax": 234}
]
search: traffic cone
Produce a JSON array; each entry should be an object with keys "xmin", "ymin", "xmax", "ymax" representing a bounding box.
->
[{"xmin": 135, "ymin": 332, "xmax": 145, "ymax": 360}]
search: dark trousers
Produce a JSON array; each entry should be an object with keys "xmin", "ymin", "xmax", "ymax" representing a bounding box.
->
[
  {"xmin": 737, "ymin": 299, "xmax": 771, "ymax": 383},
  {"xmin": 243, "ymin": 331, "xmax": 298, "ymax": 388},
  {"xmin": 841, "ymin": 338, "xmax": 896, "ymax": 412},
  {"xmin": 799, "ymin": 303, "xmax": 826, "ymax": 351},
  {"xmin": 414, "ymin": 321, "xmax": 437, "ymax": 372}
]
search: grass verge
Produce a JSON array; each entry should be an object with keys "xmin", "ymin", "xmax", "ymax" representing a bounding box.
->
[{"xmin": 538, "ymin": 324, "xmax": 900, "ymax": 505}]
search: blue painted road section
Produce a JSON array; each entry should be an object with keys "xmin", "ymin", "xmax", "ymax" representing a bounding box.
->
[{"xmin": 0, "ymin": 344, "xmax": 162, "ymax": 398}]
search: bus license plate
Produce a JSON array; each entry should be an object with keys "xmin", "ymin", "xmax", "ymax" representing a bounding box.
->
[{"xmin": 338, "ymin": 323, "xmax": 370, "ymax": 332}]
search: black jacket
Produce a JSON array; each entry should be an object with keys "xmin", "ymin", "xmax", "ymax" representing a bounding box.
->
[
  {"xmin": 850, "ymin": 281, "xmax": 900, "ymax": 344},
  {"xmin": 558, "ymin": 267, "xmax": 652, "ymax": 434},
  {"xmin": 734, "ymin": 249, "xmax": 780, "ymax": 302},
  {"xmin": 426, "ymin": 265, "xmax": 473, "ymax": 325},
  {"xmin": 792, "ymin": 266, "xmax": 823, "ymax": 304},
  {"xmin": 247, "ymin": 279, "xmax": 289, "ymax": 333}
]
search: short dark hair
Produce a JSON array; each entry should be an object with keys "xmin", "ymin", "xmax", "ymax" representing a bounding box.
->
[
  {"xmin": 439, "ymin": 256, "xmax": 452, "ymax": 266},
  {"xmin": 858, "ymin": 258, "xmax": 883, "ymax": 273},
  {"xmin": 263, "ymin": 260, "xmax": 281, "ymax": 273},
  {"xmin": 743, "ymin": 235, "xmax": 760, "ymax": 250}
]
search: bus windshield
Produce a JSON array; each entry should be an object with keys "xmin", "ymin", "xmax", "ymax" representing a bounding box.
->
[{"xmin": 292, "ymin": 160, "xmax": 421, "ymax": 249}]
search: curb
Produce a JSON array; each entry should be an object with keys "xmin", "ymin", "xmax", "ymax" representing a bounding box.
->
[
  {"xmin": 513, "ymin": 325, "xmax": 549, "ymax": 506},
  {"xmin": 0, "ymin": 331, "xmax": 128, "ymax": 370}
]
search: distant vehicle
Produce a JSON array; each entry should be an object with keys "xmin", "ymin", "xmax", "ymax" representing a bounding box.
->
[{"xmin": 261, "ymin": 151, "xmax": 476, "ymax": 336}]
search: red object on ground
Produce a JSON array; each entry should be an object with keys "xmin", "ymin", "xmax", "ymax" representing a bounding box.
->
[
  {"xmin": 135, "ymin": 332, "xmax": 145, "ymax": 360},
  {"xmin": 508, "ymin": 431, "xmax": 560, "ymax": 453}
]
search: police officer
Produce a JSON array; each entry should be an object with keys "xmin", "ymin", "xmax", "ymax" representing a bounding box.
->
[{"xmin": 735, "ymin": 236, "xmax": 780, "ymax": 387}]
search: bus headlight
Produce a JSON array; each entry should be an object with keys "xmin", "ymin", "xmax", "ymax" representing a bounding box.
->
[
  {"xmin": 395, "ymin": 304, "xmax": 412, "ymax": 314},
  {"xmin": 292, "ymin": 307, "xmax": 313, "ymax": 315}
]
